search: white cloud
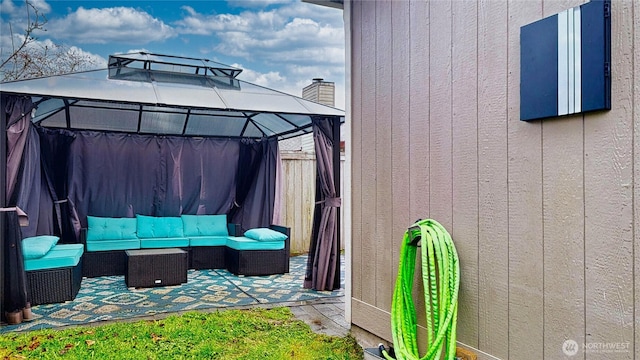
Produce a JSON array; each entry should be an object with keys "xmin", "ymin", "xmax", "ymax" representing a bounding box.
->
[
  {"xmin": 226, "ymin": 0, "xmax": 294, "ymax": 9},
  {"xmin": 177, "ymin": 3, "xmax": 344, "ymax": 69},
  {"xmin": 235, "ymin": 65, "xmax": 286, "ymax": 88},
  {"xmin": 47, "ymin": 7, "xmax": 175, "ymax": 44},
  {"xmin": 1, "ymin": 0, "xmax": 50, "ymax": 16},
  {"xmin": 176, "ymin": 6, "xmax": 251, "ymax": 35},
  {"xmin": 0, "ymin": 0, "xmax": 17, "ymax": 15}
]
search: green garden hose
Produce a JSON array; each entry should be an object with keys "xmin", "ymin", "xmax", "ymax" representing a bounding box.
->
[{"xmin": 382, "ymin": 219, "xmax": 460, "ymax": 360}]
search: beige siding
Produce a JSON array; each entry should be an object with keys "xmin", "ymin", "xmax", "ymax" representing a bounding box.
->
[
  {"xmin": 507, "ymin": 1, "xmax": 544, "ymax": 359},
  {"xmin": 374, "ymin": 0, "xmax": 394, "ymax": 312},
  {"xmin": 349, "ymin": 0, "xmax": 638, "ymax": 358},
  {"xmin": 635, "ymin": 0, "xmax": 640, "ymax": 355},
  {"xmin": 477, "ymin": 0, "xmax": 509, "ymax": 357},
  {"xmin": 390, "ymin": 0, "xmax": 410, "ymax": 290},
  {"xmin": 583, "ymin": 0, "xmax": 635, "ymax": 356},
  {"xmin": 359, "ymin": 0, "xmax": 377, "ymax": 306},
  {"xmin": 350, "ymin": 0, "xmax": 363, "ymax": 303},
  {"xmin": 407, "ymin": 0, "xmax": 430, "ymax": 335},
  {"xmin": 452, "ymin": 0, "xmax": 479, "ymax": 348}
]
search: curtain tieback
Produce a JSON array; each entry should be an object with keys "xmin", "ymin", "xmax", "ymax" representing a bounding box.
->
[
  {"xmin": 316, "ymin": 197, "xmax": 341, "ymax": 207},
  {"xmin": 0, "ymin": 206, "xmax": 29, "ymax": 226}
]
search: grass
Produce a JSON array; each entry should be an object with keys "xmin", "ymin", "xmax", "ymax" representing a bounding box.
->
[{"xmin": 0, "ymin": 307, "xmax": 363, "ymax": 359}]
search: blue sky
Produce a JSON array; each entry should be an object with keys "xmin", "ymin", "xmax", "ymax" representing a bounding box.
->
[{"xmin": 0, "ymin": 0, "xmax": 345, "ymax": 108}]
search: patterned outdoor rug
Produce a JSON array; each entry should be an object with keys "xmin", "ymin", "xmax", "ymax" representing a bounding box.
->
[{"xmin": 1, "ymin": 255, "xmax": 344, "ymax": 333}]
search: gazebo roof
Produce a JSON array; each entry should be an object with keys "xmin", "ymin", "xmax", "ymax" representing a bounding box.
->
[{"xmin": 0, "ymin": 52, "xmax": 344, "ymax": 140}]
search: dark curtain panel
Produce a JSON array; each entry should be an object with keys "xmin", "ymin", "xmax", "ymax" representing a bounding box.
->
[
  {"xmin": 2, "ymin": 210, "xmax": 28, "ymax": 315},
  {"xmin": 5, "ymin": 97, "xmax": 31, "ymax": 199},
  {"xmin": 304, "ymin": 118, "xmax": 341, "ymax": 291},
  {"xmin": 67, "ymin": 132, "xmax": 244, "ymax": 229},
  {"xmin": 68, "ymin": 131, "xmax": 160, "ymax": 222},
  {"xmin": 162, "ymin": 136, "xmax": 239, "ymax": 216},
  {"xmin": 3, "ymin": 96, "xmax": 32, "ymax": 323},
  {"xmin": 37, "ymin": 127, "xmax": 80, "ymax": 243},
  {"xmin": 228, "ymin": 139, "xmax": 264, "ymax": 225},
  {"xmin": 230, "ymin": 138, "xmax": 278, "ymax": 232}
]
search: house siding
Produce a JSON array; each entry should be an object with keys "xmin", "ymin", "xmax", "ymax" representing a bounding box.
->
[{"xmin": 348, "ymin": 0, "xmax": 638, "ymax": 359}]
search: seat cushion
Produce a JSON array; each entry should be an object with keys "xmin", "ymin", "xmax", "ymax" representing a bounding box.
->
[
  {"xmin": 226, "ymin": 236, "xmax": 285, "ymax": 251},
  {"xmin": 139, "ymin": 237, "xmax": 189, "ymax": 248},
  {"xmin": 87, "ymin": 216, "xmax": 137, "ymax": 241},
  {"xmin": 244, "ymin": 228, "xmax": 288, "ymax": 242},
  {"xmin": 24, "ymin": 244, "xmax": 84, "ymax": 271},
  {"xmin": 136, "ymin": 215, "xmax": 184, "ymax": 238},
  {"xmin": 181, "ymin": 214, "xmax": 228, "ymax": 237},
  {"xmin": 22, "ymin": 235, "xmax": 59, "ymax": 259},
  {"xmin": 86, "ymin": 239, "xmax": 140, "ymax": 252},
  {"xmin": 189, "ymin": 236, "xmax": 228, "ymax": 247}
]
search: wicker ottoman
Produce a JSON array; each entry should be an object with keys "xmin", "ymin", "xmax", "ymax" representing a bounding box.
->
[{"xmin": 125, "ymin": 248, "xmax": 187, "ymax": 288}]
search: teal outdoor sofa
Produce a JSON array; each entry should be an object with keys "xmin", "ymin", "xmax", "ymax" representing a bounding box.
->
[{"xmin": 80, "ymin": 214, "xmax": 290, "ymax": 277}]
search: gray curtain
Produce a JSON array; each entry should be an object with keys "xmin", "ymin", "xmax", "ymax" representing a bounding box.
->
[
  {"xmin": 60, "ymin": 131, "xmax": 277, "ymax": 233},
  {"xmin": 230, "ymin": 138, "xmax": 278, "ymax": 232},
  {"xmin": 6, "ymin": 97, "xmax": 31, "ymax": 204},
  {"xmin": 304, "ymin": 118, "xmax": 341, "ymax": 291}
]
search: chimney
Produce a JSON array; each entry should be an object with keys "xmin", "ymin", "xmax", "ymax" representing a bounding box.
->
[{"xmin": 302, "ymin": 78, "xmax": 335, "ymax": 107}]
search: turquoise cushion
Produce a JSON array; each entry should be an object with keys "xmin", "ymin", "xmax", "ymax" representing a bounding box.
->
[
  {"xmin": 24, "ymin": 244, "xmax": 84, "ymax": 271},
  {"xmin": 22, "ymin": 235, "xmax": 59, "ymax": 259},
  {"xmin": 140, "ymin": 237, "xmax": 189, "ymax": 248},
  {"xmin": 244, "ymin": 228, "xmax": 288, "ymax": 242},
  {"xmin": 226, "ymin": 236, "xmax": 285, "ymax": 251},
  {"xmin": 188, "ymin": 236, "xmax": 228, "ymax": 247},
  {"xmin": 86, "ymin": 239, "xmax": 140, "ymax": 252},
  {"xmin": 136, "ymin": 215, "xmax": 184, "ymax": 238},
  {"xmin": 181, "ymin": 214, "xmax": 228, "ymax": 237},
  {"xmin": 87, "ymin": 216, "xmax": 137, "ymax": 241}
]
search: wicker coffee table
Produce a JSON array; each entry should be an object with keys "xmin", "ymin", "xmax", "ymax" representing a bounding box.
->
[{"xmin": 125, "ymin": 248, "xmax": 188, "ymax": 288}]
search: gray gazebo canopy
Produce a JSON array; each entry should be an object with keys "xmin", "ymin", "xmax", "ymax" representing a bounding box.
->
[{"xmin": 0, "ymin": 52, "xmax": 344, "ymax": 139}]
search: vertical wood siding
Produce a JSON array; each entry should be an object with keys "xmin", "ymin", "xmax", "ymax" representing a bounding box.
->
[
  {"xmin": 452, "ymin": 0, "xmax": 479, "ymax": 348},
  {"xmin": 350, "ymin": 0, "xmax": 363, "ymax": 303},
  {"xmin": 634, "ymin": 0, "xmax": 639, "ymax": 353},
  {"xmin": 390, "ymin": 0, "xmax": 410, "ymax": 290},
  {"xmin": 477, "ymin": 0, "xmax": 509, "ymax": 357},
  {"xmin": 374, "ymin": 0, "xmax": 394, "ymax": 312},
  {"xmin": 506, "ymin": 1, "xmax": 544, "ymax": 359},
  {"xmin": 349, "ymin": 0, "xmax": 638, "ymax": 358}
]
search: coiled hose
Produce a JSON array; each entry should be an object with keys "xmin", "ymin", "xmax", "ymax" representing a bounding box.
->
[{"xmin": 382, "ymin": 219, "xmax": 460, "ymax": 360}]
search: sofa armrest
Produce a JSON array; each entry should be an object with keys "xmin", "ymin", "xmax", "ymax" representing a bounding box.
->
[
  {"xmin": 270, "ymin": 225, "xmax": 291, "ymax": 260},
  {"xmin": 269, "ymin": 224, "xmax": 290, "ymax": 237},
  {"xmin": 80, "ymin": 228, "xmax": 88, "ymax": 249},
  {"xmin": 227, "ymin": 223, "xmax": 242, "ymax": 236}
]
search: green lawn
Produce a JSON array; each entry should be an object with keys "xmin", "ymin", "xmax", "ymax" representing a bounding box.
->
[{"xmin": 0, "ymin": 307, "xmax": 363, "ymax": 359}]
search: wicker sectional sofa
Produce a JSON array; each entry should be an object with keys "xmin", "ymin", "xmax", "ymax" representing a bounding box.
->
[{"xmin": 81, "ymin": 214, "xmax": 290, "ymax": 277}]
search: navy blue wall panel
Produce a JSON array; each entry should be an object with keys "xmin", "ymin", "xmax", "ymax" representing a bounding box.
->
[{"xmin": 520, "ymin": 16, "xmax": 558, "ymax": 121}]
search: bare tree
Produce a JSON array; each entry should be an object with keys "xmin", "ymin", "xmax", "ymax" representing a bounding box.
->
[{"xmin": 0, "ymin": 1, "xmax": 97, "ymax": 81}]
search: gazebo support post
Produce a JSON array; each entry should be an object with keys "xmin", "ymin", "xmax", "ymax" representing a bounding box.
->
[
  {"xmin": 332, "ymin": 115, "xmax": 341, "ymax": 289},
  {"xmin": 0, "ymin": 95, "xmax": 7, "ymax": 320}
]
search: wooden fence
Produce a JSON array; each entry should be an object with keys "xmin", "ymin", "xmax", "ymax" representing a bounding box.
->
[{"xmin": 278, "ymin": 150, "xmax": 345, "ymax": 255}]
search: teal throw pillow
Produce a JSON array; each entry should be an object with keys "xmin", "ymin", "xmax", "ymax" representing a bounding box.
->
[
  {"xmin": 244, "ymin": 228, "xmax": 288, "ymax": 242},
  {"xmin": 22, "ymin": 235, "xmax": 59, "ymax": 259}
]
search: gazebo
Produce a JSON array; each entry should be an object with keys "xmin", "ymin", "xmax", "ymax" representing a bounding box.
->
[{"xmin": 0, "ymin": 52, "xmax": 344, "ymax": 323}]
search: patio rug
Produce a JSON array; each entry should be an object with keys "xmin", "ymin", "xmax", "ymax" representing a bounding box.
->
[{"xmin": 0, "ymin": 255, "xmax": 344, "ymax": 333}]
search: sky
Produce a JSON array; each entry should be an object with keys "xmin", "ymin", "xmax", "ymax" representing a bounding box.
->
[{"xmin": 0, "ymin": 0, "xmax": 345, "ymax": 109}]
